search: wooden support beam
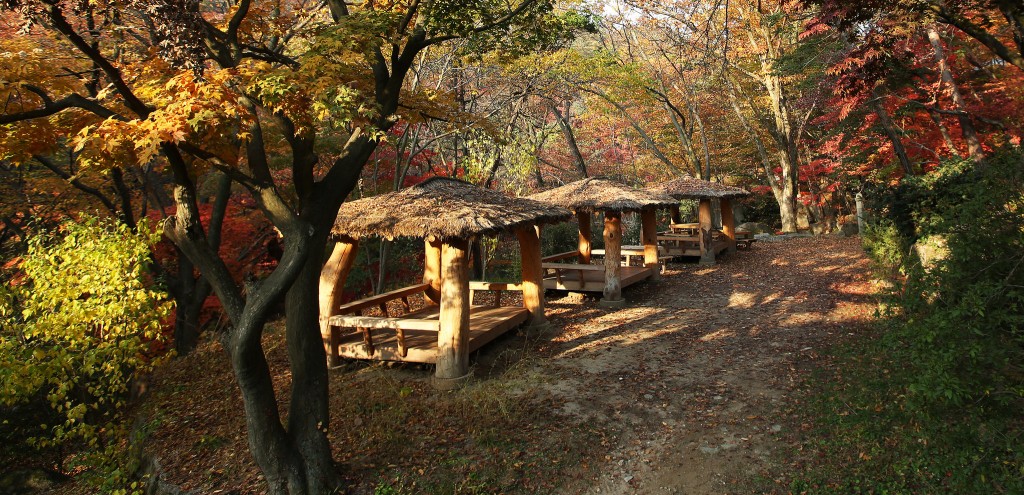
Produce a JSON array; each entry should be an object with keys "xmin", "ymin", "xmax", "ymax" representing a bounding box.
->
[
  {"xmin": 603, "ymin": 210, "xmax": 623, "ymax": 301},
  {"xmin": 698, "ymin": 199, "xmax": 715, "ymax": 265},
  {"xmin": 435, "ymin": 238, "xmax": 471, "ymax": 387},
  {"xmin": 640, "ymin": 207, "xmax": 660, "ymax": 279},
  {"xmin": 721, "ymin": 198, "xmax": 737, "ymax": 255},
  {"xmin": 318, "ymin": 236, "xmax": 359, "ymax": 367},
  {"xmin": 670, "ymin": 205, "xmax": 683, "ymax": 224},
  {"xmin": 577, "ymin": 211, "xmax": 592, "ymax": 264},
  {"xmin": 423, "ymin": 238, "xmax": 442, "ymax": 304},
  {"xmin": 516, "ymin": 224, "xmax": 546, "ymax": 326}
]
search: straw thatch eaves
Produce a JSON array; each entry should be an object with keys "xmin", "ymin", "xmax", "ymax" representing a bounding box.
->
[
  {"xmin": 648, "ymin": 174, "xmax": 751, "ymax": 200},
  {"xmin": 527, "ymin": 178, "xmax": 677, "ymax": 213},
  {"xmin": 331, "ymin": 177, "xmax": 572, "ymax": 241}
]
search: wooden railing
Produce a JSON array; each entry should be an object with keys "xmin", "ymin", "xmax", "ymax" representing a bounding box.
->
[
  {"xmin": 328, "ymin": 283, "xmax": 432, "ymax": 358},
  {"xmin": 541, "ymin": 250, "xmax": 581, "ymax": 263},
  {"xmin": 468, "ymin": 281, "xmax": 523, "ymax": 307}
]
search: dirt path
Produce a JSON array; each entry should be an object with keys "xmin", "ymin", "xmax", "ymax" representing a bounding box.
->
[
  {"xmin": 129, "ymin": 236, "xmax": 875, "ymax": 495},
  {"xmin": 532, "ymin": 236, "xmax": 875, "ymax": 494}
]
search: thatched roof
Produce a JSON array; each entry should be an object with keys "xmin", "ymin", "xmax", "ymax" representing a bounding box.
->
[
  {"xmin": 648, "ymin": 174, "xmax": 750, "ymax": 200},
  {"xmin": 527, "ymin": 178, "xmax": 677, "ymax": 213},
  {"xmin": 331, "ymin": 177, "xmax": 572, "ymax": 240}
]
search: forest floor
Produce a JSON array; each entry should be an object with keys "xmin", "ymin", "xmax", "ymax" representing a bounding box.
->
[{"xmin": 90, "ymin": 235, "xmax": 876, "ymax": 495}]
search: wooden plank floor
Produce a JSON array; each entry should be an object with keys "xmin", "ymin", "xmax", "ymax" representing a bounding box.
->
[
  {"xmin": 542, "ymin": 265, "xmax": 655, "ymax": 292},
  {"xmin": 333, "ymin": 305, "xmax": 529, "ymax": 363}
]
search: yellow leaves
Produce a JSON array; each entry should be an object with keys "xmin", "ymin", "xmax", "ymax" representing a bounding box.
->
[{"xmin": 67, "ymin": 68, "xmax": 251, "ymax": 169}]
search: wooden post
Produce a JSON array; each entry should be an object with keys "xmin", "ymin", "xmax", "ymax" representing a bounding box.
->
[
  {"xmin": 577, "ymin": 211, "xmax": 592, "ymax": 264},
  {"xmin": 422, "ymin": 237, "xmax": 442, "ymax": 304},
  {"xmin": 602, "ymin": 210, "xmax": 623, "ymax": 303},
  {"xmin": 516, "ymin": 225, "xmax": 546, "ymax": 326},
  {"xmin": 318, "ymin": 237, "xmax": 359, "ymax": 367},
  {"xmin": 435, "ymin": 238, "xmax": 471, "ymax": 389},
  {"xmin": 670, "ymin": 205, "xmax": 683, "ymax": 224},
  {"xmin": 721, "ymin": 198, "xmax": 737, "ymax": 255},
  {"xmin": 640, "ymin": 207, "xmax": 660, "ymax": 279},
  {"xmin": 698, "ymin": 198, "xmax": 715, "ymax": 264}
]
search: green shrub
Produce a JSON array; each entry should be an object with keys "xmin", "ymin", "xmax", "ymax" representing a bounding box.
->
[
  {"xmin": 0, "ymin": 216, "xmax": 172, "ymax": 491},
  {"xmin": 873, "ymin": 151, "xmax": 1024, "ymax": 409}
]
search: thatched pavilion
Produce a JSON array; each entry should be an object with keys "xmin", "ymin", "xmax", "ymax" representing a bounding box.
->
[
  {"xmin": 319, "ymin": 177, "xmax": 571, "ymax": 389},
  {"xmin": 648, "ymin": 174, "xmax": 751, "ymax": 264},
  {"xmin": 528, "ymin": 178, "xmax": 677, "ymax": 306}
]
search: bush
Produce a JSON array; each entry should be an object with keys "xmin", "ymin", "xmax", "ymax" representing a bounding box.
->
[
  {"xmin": 868, "ymin": 151, "xmax": 1024, "ymax": 409},
  {"xmin": 0, "ymin": 216, "xmax": 172, "ymax": 491}
]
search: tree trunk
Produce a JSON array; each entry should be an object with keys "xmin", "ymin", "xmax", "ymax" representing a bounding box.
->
[
  {"xmin": 549, "ymin": 101, "xmax": 588, "ymax": 178},
  {"xmin": 869, "ymin": 88, "xmax": 914, "ymax": 175},
  {"xmin": 602, "ymin": 211, "xmax": 622, "ymax": 301},
  {"xmin": 927, "ymin": 25, "xmax": 985, "ymax": 162},
  {"xmin": 283, "ymin": 233, "xmax": 340, "ymax": 493},
  {"xmin": 435, "ymin": 238, "xmax": 470, "ymax": 387}
]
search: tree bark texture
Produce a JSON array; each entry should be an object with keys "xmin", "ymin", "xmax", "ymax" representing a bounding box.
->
[
  {"xmin": 319, "ymin": 238, "xmax": 359, "ymax": 367},
  {"xmin": 603, "ymin": 211, "xmax": 623, "ymax": 301},
  {"xmin": 698, "ymin": 199, "xmax": 715, "ymax": 265},
  {"xmin": 640, "ymin": 207, "xmax": 660, "ymax": 279},
  {"xmin": 577, "ymin": 211, "xmax": 592, "ymax": 264},
  {"xmin": 436, "ymin": 238, "xmax": 471, "ymax": 383},
  {"xmin": 515, "ymin": 226, "xmax": 546, "ymax": 325},
  {"xmin": 721, "ymin": 198, "xmax": 736, "ymax": 255},
  {"xmin": 927, "ymin": 25, "xmax": 985, "ymax": 162}
]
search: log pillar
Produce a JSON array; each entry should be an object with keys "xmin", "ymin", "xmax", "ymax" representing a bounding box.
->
[
  {"xmin": 422, "ymin": 238, "xmax": 442, "ymax": 304},
  {"xmin": 516, "ymin": 225, "xmax": 546, "ymax": 326},
  {"xmin": 698, "ymin": 198, "xmax": 715, "ymax": 265},
  {"xmin": 721, "ymin": 198, "xmax": 737, "ymax": 255},
  {"xmin": 577, "ymin": 211, "xmax": 592, "ymax": 264},
  {"xmin": 640, "ymin": 207, "xmax": 661, "ymax": 280},
  {"xmin": 318, "ymin": 237, "xmax": 359, "ymax": 367},
  {"xmin": 434, "ymin": 238, "xmax": 471, "ymax": 389},
  {"xmin": 602, "ymin": 210, "xmax": 624, "ymax": 305},
  {"xmin": 670, "ymin": 205, "xmax": 683, "ymax": 224}
]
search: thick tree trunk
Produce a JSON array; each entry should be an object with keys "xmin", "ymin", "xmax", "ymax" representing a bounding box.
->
[
  {"xmin": 284, "ymin": 233, "xmax": 340, "ymax": 494},
  {"xmin": 602, "ymin": 211, "xmax": 623, "ymax": 301},
  {"xmin": 435, "ymin": 238, "xmax": 471, "ymax": 387}
]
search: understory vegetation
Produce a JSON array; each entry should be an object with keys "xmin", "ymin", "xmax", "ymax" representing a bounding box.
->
[
  {"xmin": 782, "ymin": 149, "xmax": 1024, "ymax": 494},
  {"xmin": 0, "ymin": 217, "xmax": 171, "ymax": 493}
]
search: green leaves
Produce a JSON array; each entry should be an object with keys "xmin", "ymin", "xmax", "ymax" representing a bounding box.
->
[{"xmin": 0, "ymin": 215, "xmax": 172, "ymax": 490}]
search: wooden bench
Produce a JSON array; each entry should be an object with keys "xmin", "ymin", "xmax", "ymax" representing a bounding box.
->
[
  {"xmin": 329, "ymin": 282, "xmax": 527, "ymax": 358},
  {"xmin": 541, "ymin": 262, "xmax": 604, "ymax": 286},
  {"xmin": 735, "ymin": 230, "xmax": 757, "ymax": 249}
]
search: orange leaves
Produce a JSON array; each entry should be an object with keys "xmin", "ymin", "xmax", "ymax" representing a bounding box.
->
[{"xmin": 69, "ymin": 68, "xmax": 250, "ymax": 169}]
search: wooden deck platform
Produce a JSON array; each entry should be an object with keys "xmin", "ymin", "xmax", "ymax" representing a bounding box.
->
[
  {"xmin": 541, "ymin": 264, "xmax": 656, "ymax": 292},
  {"xmin": 330, "ymin": 304, "xmax": 528, "ymax": 363}
]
